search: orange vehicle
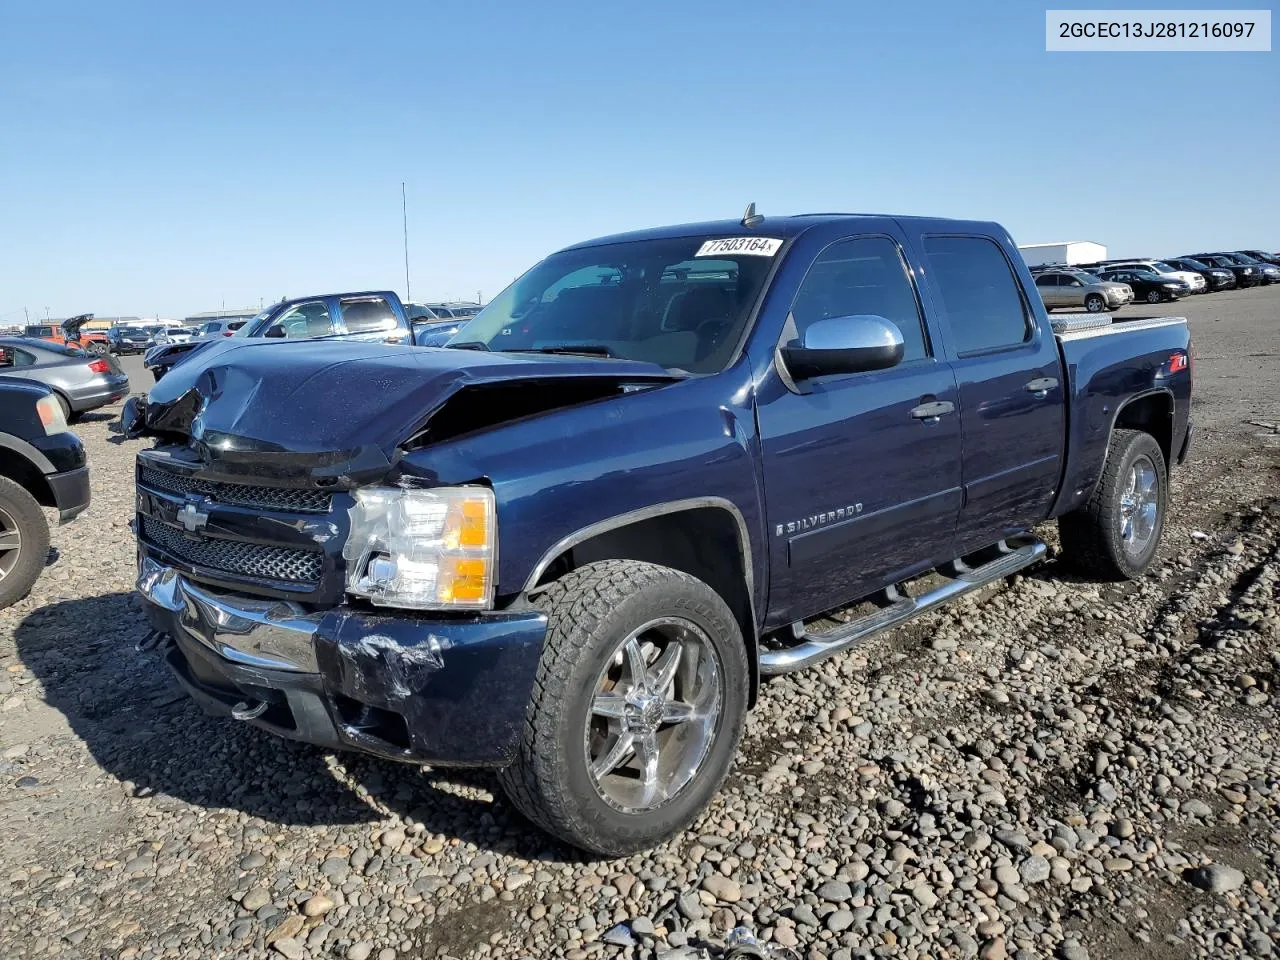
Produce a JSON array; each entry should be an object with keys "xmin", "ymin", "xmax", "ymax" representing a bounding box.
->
[{"xmin": 23, "ymin": 314, "xmax": 109, "ymax": 355}]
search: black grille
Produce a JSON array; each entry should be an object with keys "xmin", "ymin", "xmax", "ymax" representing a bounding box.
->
[
  {"xmin": 141, "ymin": 517, "xmax": 323, "ymax": 584},
  {"xmin": 138, "ymin": 467, "xmax": 332, "ymax": 514}
]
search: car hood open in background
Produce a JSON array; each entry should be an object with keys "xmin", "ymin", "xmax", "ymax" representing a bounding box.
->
[
  {"xmin": 122, "ymin": 340, "xmax": 682, "ymax": 483},
  {"xmin": 60, "ymin": 313, "xmax": 94, "ymax": 339}
]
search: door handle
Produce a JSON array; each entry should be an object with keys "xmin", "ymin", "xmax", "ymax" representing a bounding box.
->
[
  {"xmin": 1025, "ymin": 377, "xmax": 1058, "ymax": 398},
  {"xmin": 910, "ymin": 400, "xmax": 955, "ymax": 423}
]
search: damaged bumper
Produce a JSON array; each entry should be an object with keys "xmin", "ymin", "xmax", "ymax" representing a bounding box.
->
[{"xmin": 137, "ymin": 559, "xmax": 546, "ymax": 766}]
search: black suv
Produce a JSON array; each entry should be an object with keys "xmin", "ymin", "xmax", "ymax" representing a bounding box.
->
[
  {"xmin": 1163, "ymin": 257, "xmax": 1238, "ymax": 292},
  {"xmin": 0, "ymin": 374, "xmax": 91, "ymax": 608},
  {"xmin": 1183, "ymin": 254, "xmax": 1265, "ymax": 287}
]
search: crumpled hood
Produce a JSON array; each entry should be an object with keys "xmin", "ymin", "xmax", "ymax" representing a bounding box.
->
[{"xmin": 125, "ymin": 339, "xmax": 679, "ymax": 483}]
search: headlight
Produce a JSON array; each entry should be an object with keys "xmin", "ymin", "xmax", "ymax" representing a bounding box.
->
[
  {"xmin": 1163, "ymin": 282, "xmax": 1179, "ymax": 288},
  {"xmin": 1243, "ymin": 268, "xmax": 1254, "ymax": 274},
  {"xmin": 343, "ymin": 486, "xmax": 496, "ymax": 610}
]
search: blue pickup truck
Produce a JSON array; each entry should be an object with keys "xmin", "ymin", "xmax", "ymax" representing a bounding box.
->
[
  {"xmin": 142, "ymin": 290, "xmax": 459, "ymax": 381},
  {"xmin": 124, "ymin": 211, "xmax": 1192, "ymax": 855}
]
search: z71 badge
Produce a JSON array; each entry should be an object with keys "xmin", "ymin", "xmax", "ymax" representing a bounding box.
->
[{"xmin": 776, "ymin": 503, "xmax": 863, "ymax": 537}]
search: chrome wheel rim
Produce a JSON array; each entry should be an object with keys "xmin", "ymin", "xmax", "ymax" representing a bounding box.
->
[
  {"xmin": 1147, "ymin": 290, "xmax": 1161, "ymax": 303},
  {"xmin": 584, "ymin": 617, "xmax": 723, "ymax": 813},
  {"xmin": 1120, "ymin": 456, "xmax": 1159, "ymax": 558},
  {"xmin": 0, "ymin": 506, "xmax": 20, "ymax": 581},
  {"xmin": 1086, "ymin": 296, "xmax": 1104, "ymax": 313}
]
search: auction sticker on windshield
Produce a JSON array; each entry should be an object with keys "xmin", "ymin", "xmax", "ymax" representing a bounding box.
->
[{"xmin": 695, "ymin": 237, "xmax": 783, "ymax": 257}]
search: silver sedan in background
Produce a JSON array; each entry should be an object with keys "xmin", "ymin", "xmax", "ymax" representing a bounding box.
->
[{"xmin": 0, "ymin": 337, "xmax": 130, "ymax": 421}]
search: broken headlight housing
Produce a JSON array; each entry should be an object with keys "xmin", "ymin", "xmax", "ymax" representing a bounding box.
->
[{"xmin": 343, "ymin": 486, "xmax": 496, "ymax": 610}]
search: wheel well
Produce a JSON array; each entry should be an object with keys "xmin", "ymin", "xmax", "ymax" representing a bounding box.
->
[
  {"xmin": 0, "ymin": 449, "xmax": 55, "ymax": 508},
  {"xmin": 1114, "ymin": 392, "xmax": 1173, "ymax": 467},
  {"xmin": 533, "ymin": 507, "xmax": 759, "ymax": 705}
]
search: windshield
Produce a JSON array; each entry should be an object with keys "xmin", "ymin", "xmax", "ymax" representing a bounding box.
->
[
  {"xmin": 1075, "ymin": 272, "xmax": 1102, "ymax": 283},
  {"xmin": 1178, "ymin": 258, "xmax": 1208, "ymax": 270},
  {"xmin": 1151, "ymin": 262, "xmax": 1178, "ymax": 273},
  {"xmin": 164, "ymin": 328, "xmax": 187, "ymax": 336},
  {"xmin": 1131, "ymin": 271, "xmax": 1161, "ymax": 280},
  {"xmin": 447, "ymin": 236, "xmax": 780, "ymax": 373},
  {"xmin": 1230, "ymin": 253, "xmax": 1259, "ymax": 264}
]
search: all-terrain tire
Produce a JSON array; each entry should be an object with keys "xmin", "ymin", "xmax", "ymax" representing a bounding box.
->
[
  {"xmin": 497, "ymin": 560, "xmax": 749, "ymax": 857},
  {"xmin": 1058, "ymin": 428, "xmax": 1167, "ymax": 580},
  {"xmin": 0, "ymin": 476, "xmax": 51, "ymax": 609}
]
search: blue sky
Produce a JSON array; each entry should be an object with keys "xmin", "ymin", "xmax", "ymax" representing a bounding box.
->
[{"xmin": 0, "ymin": 1, "xmax": 1275, "ymax": 320}]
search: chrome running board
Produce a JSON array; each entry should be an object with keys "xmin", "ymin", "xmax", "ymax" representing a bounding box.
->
[{"xmin": 758, "ymin": 537, "xmax": 1047, "ymax": 676}]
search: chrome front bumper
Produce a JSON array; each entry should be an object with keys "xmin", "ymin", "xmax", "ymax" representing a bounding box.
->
[{"xmin": 137, "ymin": 557, "xmax": 321, "ymax": 673}]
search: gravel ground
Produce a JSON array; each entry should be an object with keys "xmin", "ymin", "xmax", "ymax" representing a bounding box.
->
[{"xmin": 1, "ymin": 289, "xmax": 1277, "ymax": 960}]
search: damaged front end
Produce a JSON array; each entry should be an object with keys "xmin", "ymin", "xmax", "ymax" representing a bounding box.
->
[
  {"xmin": 138, "ymin": 553, "xmax": 546, "ymax": 765},
  {"xmin": 127, "ymin": 340, "xmax": 674, "ymax": 765}
]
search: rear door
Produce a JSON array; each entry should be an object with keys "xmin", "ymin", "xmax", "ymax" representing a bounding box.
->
[
  {"xmin": 1034, "ymin": 273, "xmax": 1061, "ymax": 307},
  {"xmin": 756, "ymin": 230, "xmax": 963, "ymax": 625},
  {"xmin": 919, "ymin": 234, "xmax": 1065, "ymax": 554}
]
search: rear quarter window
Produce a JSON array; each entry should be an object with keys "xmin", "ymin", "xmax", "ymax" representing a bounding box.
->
[{"xmin": 923, "ymin": 236, "xmax": 1032, "ymax": 356}]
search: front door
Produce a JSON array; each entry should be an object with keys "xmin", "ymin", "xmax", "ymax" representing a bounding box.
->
[
  {"xmin": 919, "ymin": 235, "xmax": 1066, "ymax": 553},
  {"xmin": 756, "ymin": 233, "xmax": 963, "ymax": 627}
]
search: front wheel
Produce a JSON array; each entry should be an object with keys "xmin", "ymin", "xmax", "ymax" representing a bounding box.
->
[
  {"xmin": 1058, "ymin": 429, "xmax": 1167, "ymax": 580},
  {"xmin": 498, "ymin": 560, "xmax": 749, "ymax": 856},
  {"xmin": 1146, "ymin": 290, "xmax": 1163, "ymax": 304},
  {"xmin": 0, "ymin": 477, "xmax": 51, "ymax": 609},
  {"xmin": 1085, "ymin": 294, "xmax": 1106, "ymax": 313}
]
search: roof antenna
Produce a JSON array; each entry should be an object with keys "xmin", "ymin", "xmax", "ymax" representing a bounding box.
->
[{"xmin": 741, "ymin": 202, "xmax": 764, "ymax": 229}]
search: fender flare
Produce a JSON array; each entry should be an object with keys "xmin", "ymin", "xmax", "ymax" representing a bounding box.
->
[
  {"xmin": 0, "ymin": 433, "xmax": 55, "ymax": 475},
  {"xmin": 522, "ymin": 496, "xmax": 755, "ymax": 605}
]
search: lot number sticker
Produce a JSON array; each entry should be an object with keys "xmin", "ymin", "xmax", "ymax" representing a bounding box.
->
[{"xmin": 695, "ymin": 237, "xmax": 783, "ymax": 257}]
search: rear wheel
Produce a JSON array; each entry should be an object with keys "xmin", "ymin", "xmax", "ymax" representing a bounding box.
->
[
  {"xmin": 1058, "ymin": 429, "xmax": 1166, "ymax": 581},
  {"xmin": 0, "ymin": 477, "xmax": 51, "ymax": 609},
  {"xmin": 1146, "ymin": 290, "xmax": 1163, "ymax": 304},
  {"xmin": 1084, "ymin": 294, "xmax": 1106, "ymax": 313},
  {"xmin": 498, "ymin": 560, "xmax": 749, "ymax": 856}
]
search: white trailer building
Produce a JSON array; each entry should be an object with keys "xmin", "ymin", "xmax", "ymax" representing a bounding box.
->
[{"xmin": 1017, "ymin": 241, "xmax": 1107, "ymax": 267}]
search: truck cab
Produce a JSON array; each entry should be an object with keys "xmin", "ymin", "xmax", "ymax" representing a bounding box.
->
[{"xmin": 126, "ymin": 211, "xmax": 1192, "ymax": 856}]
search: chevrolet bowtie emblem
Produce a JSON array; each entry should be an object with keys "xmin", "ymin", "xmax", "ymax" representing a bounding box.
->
[{"xmin": 178, "ymin": 499, "xmax": 210, "ymax": 533}]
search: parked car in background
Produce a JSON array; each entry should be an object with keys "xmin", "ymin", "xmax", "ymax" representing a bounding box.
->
[
  {"xmin": 0, "ymin": 337, "xmax": 131, "ymax": 420},
  {"xmin": 406, "ymin": 302, "xmax": 467, "ymax": 346},
  {"xmin": 108, "ymin": 326, "xmax": 155, "ymax": 355},
  {"xmin": 424, "ymin": 301, "xmax": 484, "ymax": 321},
  {"xmin": 1162, "ymin": 257, "xmax": 1237, "ymax": 292},
  {"xmin": 24, "ymin": 314, "xmax": 110, "ymax": 354},
  {"xmin": 126, "ymin": 211, "xmax": 1192, "ymax": 855},
  {"xmin": 1184, "ymin": 254, "xmax": 1264, "ymax": 287},
  {"xmin": 1224, "ymin": 252, "xmax": 1280, "ymax": 284},
  {"xmin": 1088, "ymin": 260, "xmax": 1206, "ymax": 294},
  {"xmin": 143, "ymin": 290, "xmax": 420, "ymax": 382},
  {"xmin": 1034, "ymin": 269, "xmax": 1133, "ymax": 312},
  {"xmin": 1238, "ymin": 249, "xmax": 1280, "ymax": 268},
  {"xmin": 195, "ymin": 319, "xmax": 249, "ymax": 338},
  {"xmin": 1096, "ymin": 268, "xmax": 1190, "ymax": 303},
  {"xmin": 152, "ymin": 327, "xmax": 199, "ymax": 346},
  {"xmin": 0, "ymin": 376, "xmax": 90, "ymax": 608}
]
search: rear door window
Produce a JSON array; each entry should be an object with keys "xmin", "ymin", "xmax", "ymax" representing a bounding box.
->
[
  {"xmin": 339, "ymin": 296, "xmax": 398, "ymax": 334},
  {"xmin": 922, "ymin": 236, "xmax": 1032, "ymax": 356}
]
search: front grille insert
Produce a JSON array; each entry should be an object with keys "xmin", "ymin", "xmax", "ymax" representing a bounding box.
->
[
  {"xmin": 138, "ymin": 467, "xmax": 332, "ymax": 514},
  {"xmin": 142, "ymin": 517, "xmax": 323, "ymax": 584}
]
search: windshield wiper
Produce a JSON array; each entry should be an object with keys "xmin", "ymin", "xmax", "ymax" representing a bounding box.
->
[
  {"xmin": 507, "ymin": 344, "xmax": 616, "ymax": 358},
  {"xmin": 448, "ymin": 340, "xmax": 491, "ymax": 351}
]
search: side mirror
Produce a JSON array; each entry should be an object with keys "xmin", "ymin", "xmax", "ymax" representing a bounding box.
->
[
  {"xmin": 780, "ymin": 315, "xmax": 905, "ymax": 380},
  {"xmin": 263, "ymin": 325, "xmax": 286, "ymax": 338}
]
